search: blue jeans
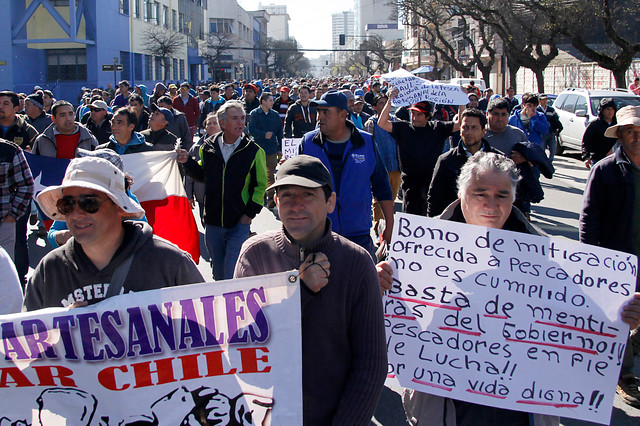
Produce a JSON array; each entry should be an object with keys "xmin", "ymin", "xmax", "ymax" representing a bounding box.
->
[{"xmin": 205, "ymin": 222, "xmax": 250, "ymax": 280}]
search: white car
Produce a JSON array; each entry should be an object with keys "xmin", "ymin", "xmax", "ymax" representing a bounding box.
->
[{"xmin": 554, "ymin": 88, "xmax": 640, "ymax": 153}]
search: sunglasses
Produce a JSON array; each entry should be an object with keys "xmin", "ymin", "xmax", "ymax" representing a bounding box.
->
[{"xmin": 56, "ymin": 196, "xmax": 109, "ymax": 215}]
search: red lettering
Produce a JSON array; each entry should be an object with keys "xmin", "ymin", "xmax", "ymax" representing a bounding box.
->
[
  {"xmin": 97, "ymin": 365, "xmax": 130, "ymax": 391},
  {"xmin": 132, "ymin": 358, "xmax": 177, "ymax": 388},
  {"xmin": 33, "ymin": 365, "xmax": 76, "ymax": 387},
  {"xmin": 203, "ymin": 350, "xmax": 237, "ymax": 377},
  {"xmin": 178, "ymin": 354, "xmax": 203, "ymax": 381},
  {"xmin": 0, "ymin": 367, "xmax": 35, "ymax": 387},
  {"xmin": 238, "ymin": 347, "xmax": 271, "ymax": 374}
]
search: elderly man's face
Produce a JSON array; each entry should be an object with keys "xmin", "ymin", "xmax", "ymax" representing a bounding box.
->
[
  {"xmin": 275, "ymin": 185, "xmax": 335, "ymax": 246},
  {"xmin": 619, "ymin": 124, "xmax": 640, "ymax": 159},
  {"xmin": 461, "ymin": 171, "xmax": 513, "ymax": 229},
  {"xmin": 62, "ymin": 187, "xmax": 123, "ymax": 249},
  {"xmin": 221, "ymin": 107, "xmax": 246, "ymax": 141}
]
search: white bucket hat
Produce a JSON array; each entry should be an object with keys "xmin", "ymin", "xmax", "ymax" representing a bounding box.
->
[
  {"xmin": 604, "ymin": 105, "xmax": 640, "ymax": 138},
  {"xmin": 36, "ymin": 156, "xmax": 145, "ymax": 221}
]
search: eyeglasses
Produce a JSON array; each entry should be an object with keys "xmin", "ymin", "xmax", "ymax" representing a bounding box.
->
[{"xmin": 56, "ymin": 196, "xmax": 108, "ymax": 215}]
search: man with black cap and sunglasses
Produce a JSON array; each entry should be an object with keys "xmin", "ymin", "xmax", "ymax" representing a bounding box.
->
[
  {"xmin": 377, "ymin": 88, "xmax": 463, "ymax": 216},
  {"xmin": 24, "ymin": 156, "xmax": 203, "ymax": 311},
  {"xmin": 234, "ymin": 155, "xmax": 386, "ymax": 425}
]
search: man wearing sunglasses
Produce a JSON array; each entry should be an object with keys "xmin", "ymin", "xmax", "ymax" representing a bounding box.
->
[{"xmin": 24, "ymin": 156, "xmax": 203, "ymax": 310}]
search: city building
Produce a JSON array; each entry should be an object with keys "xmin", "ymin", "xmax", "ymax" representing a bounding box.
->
[
  {"xmin": 354, "ymin": 0, "xmax": 402, "ymax": 42},
  {"xmin": 259, "ymin": 3, "xmax": 290, "ymax": 42},
  {"xmin": 203, "ymin": 0, "xmax": 269, "ymax": 81},
  {"xmin": 2, "ymin": 0, "xmax": 207, "ymax": 103},
  {"xmin": 331, "ymin": 10, "xmax": 355, "ymax": 66}
]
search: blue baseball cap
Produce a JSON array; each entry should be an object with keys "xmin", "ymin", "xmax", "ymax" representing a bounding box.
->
[{"xmin": 310, "ymin": 90, "xmax": 348, "ymax": 112}]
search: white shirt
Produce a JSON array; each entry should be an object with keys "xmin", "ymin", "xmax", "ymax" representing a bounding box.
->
[{"xmin": 218, "ymin": 135, "xmax": 242, "ymax": 163}]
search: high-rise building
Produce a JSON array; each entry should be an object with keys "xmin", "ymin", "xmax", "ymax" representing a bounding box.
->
[
  {"xmin": 355, "ymin": 0, "xmax": 402, "ymax": 41},
  {"xmin": 259, "ymin": 4, "xmax": 290, "ymax": 41},
  {"xmin": 331, "ymin": 10, "xmax": 355, "ymax": 50}
]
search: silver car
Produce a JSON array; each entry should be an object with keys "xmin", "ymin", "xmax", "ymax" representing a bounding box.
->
[{"xmin": 554, "ymin": 88, "xmax": 640, "ymax": 153}]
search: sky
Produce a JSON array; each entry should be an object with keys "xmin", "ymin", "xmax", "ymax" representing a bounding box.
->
[{"xmin": 237, "ymin": 0, "xmax": 355, "ymax": 59}]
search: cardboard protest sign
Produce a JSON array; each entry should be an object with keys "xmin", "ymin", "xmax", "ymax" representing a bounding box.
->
[
  {"xmin": 281, "ymin": 138, "xmax": 302, "ymax": 161},
  {"xmin": 381, "ymin": 69, "xmax": 469, "ymax": 106},
  {"xmin": 384, "ymin": 213, "xmax": 634, "ymax": 424},
  {"xmin": 0, "ymin": 272, "xmax": 302, "ymax": 425}
]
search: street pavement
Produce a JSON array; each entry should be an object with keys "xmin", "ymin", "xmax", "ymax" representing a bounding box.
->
[{"xmin": 25, "ymin": 150, "xmax": 639, "ymax": 424}]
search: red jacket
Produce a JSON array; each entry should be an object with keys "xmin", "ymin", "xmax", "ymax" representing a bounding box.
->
[{"xmin": 172, "ymin": 95, "xmax": 201, "ymax": 128}]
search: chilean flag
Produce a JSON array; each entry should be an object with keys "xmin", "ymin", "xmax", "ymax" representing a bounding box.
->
[{"xmin": 26, "ymin": 151, "xmax": 201, "ymax": 263}]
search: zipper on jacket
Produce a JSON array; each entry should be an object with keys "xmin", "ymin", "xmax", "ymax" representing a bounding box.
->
[
  {"xmin": 299, "ymin": 246, "xmax": 305, "ymax": 264},
  {"xmin": 220, "ymin": 139, "xmax": 250, "ymax": 226}
]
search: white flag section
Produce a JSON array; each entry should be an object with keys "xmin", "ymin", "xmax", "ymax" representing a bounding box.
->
[
  {"xmin": 0, "ymin": 272, "xmax": 303, "ymax": 425},
  {"xmin": 381, "ymin": 69, "xmax": 470, "ymax": 106},
  {"xmin": 384, "ymin": 213, "xmax": 635, "ymax": 424},
  {"xmin": 281, "ymin": 138, "xmax": 303, "ymax": 161}
]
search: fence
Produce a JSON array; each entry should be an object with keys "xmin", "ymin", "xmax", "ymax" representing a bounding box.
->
[{"xmin": 515, "ymin": 60, "xmax": 640, "ymax": 94}]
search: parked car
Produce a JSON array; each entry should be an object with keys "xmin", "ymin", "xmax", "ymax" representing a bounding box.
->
[
  {"xmin": 449, "ymin": 78, "xmax": 487, "ymax": 92},
  {"xmin": 554, "ymin": 88, "xmax": 640, "ymax": 153}
]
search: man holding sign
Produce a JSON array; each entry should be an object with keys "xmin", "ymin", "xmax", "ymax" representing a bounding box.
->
[
  {"xmin": 378, "ymin": 87, "xmax": 463, "ymax": 216},
  {"xmin": 235, "ymin": 155, "xmax": 387, "ymax": 425}
]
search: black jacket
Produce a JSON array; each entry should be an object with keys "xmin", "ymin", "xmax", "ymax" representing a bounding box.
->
[
  {"xmin": 580, "ymin": 146, "xmax": 636, "ymax": 255},
  {"xmin": 183, "ymin": 133, "xmax": 267, "ymax": 228},
  {"xmin": 427, "ymin": 139, "xmax": 502, "ymax": 217},
  {"xmin": 581, "ymin": 118, "xmax": 617, "ymax": 163},
  {"xmin": 537, "ymin": 105, "xmax": 563, "ymax": 134},
  {"xmin": 81, "ymin": 112, "xmax": 113, "ymax": 145}
]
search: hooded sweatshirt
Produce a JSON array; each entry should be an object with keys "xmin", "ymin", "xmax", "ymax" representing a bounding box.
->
[
  {"xmin": 137, "ymin": 84, "xmax": 151, "ymax": 107},
  {"xmin": 24, "ymin": 221, "xmax": 203, "ymax": 310}
]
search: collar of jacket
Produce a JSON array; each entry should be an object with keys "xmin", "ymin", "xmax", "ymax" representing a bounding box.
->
[
  {"xmin": 278, "ymin": 219, "xmax": 334, "ymax": 260},
  {"xmin": 455, "ymin": 137, "xmax": 494, "ymax": 155},
  {"xmin": 205, "ymin": 131, "xmax": 251, "ymax": 153},
  {"xmin": 311, "ymin": 120, "xmax": 363, "ymax": 148}
]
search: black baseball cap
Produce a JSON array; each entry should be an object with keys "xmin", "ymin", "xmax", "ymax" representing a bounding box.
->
[{"xmin": 268, "ymin": 155, "xmax": 333, "ymax": 191}]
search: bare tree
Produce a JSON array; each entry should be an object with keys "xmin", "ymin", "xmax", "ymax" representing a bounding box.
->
[
  {"xmin": 360, "ymin": 35, "xmax": 404, "ymax": 74},
  {"xmin": 528, "ymin": 0, "xmax": 640, "ymax": 88},
  {"xmin": 141, "ymin": 26, "xmax": 185, "ymax": 83},
  {"xmin": 202, "ymin": 32, "xmax": 233, "ymax": 82},
  {"xmin": 272, "ymin": 38, "xmax": 306, "ymax": 77},
  {"xmin": 257, "ymin": 37, "xmax": 277, "ymax": 77}
]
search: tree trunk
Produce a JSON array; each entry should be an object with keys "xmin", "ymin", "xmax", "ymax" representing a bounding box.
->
[
  {"xmin": 613, "ymin": 69, "xmax": 627, "ymax": 88},
  {"xmin": 507, "ymin": 60, "xmax": 519, "ymax": 92},
  {"xmin": 534, "ymin": 68, "xmax": 545, "ymax": 93}
]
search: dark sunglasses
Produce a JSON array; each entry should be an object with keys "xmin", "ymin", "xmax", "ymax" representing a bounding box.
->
[{"xmin": 56, "ymin": 196, "xmax": 108, "ymax": 215}]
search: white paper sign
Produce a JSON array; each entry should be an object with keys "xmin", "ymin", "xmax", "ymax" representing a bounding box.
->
[
  {"xmin": 384, "ymin": 213, "xmax": 635, "ymax": 424},
  {"xmin": 281, "ymin": 138, "xmax": 302, "ymax": 160},
  {"xmin": 381, "ymin": 69, "xmax": 470, "ymax": 106},
  {"xmin": 0, "ymin": 273, "xmax": 303, "ymax": 425}
]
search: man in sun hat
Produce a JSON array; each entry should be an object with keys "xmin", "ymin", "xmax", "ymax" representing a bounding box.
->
[
  {"xmin": 580, "ymin": 105, "xmax": 640, "ymax": 407},
  {"xmin": 234, "ymin": 154, "xmax": 386, "ymax": 425},
  {"xmin": 24, "ymin": 156, "xmax": 203, "ymax": 311}
]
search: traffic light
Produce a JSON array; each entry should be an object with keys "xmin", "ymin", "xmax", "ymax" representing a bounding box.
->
[{"xmin": 339, "ymin": 34, "xmax": 345, "ymax": 45}]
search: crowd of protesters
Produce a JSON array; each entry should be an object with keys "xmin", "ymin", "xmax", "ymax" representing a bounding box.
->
[{"xmin": 0, "ymin": 72, "xmax": 640, "ymax": 425}]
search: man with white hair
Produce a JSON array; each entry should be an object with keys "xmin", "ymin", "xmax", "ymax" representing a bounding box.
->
[{"xmin": 24, "ymin": 156, "xmax": 203, "ymax": 310}]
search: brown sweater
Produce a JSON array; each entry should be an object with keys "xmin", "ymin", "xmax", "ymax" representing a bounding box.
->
[{"xmin": 234, "ymin": 221, "xmax": 387, "ymax": 425}]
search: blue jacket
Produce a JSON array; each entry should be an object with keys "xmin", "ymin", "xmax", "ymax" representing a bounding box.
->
[
  {"xmin": 249, "ymin": 108, "xmax": 283, "ymax": 155},
  {"xmin": 508, "ymin": 108, "xmax": 550, "ymax": 147},
  {"xmin": 300, "ymin": 122, "xmax": 392, "ymax": 237}
]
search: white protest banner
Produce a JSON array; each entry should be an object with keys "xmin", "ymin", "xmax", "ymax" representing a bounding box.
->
[
  {"xmin": 281, "ymin": 138, "xmax": 302, "ymax": 161},
  {"xmin": 384, "ymin": 213, "xmax": 634, "ymax": 424},
  {"xmin": 380, "ymin": 69, "xmax": 469, "ymax": 106},
  {"xmin": 0, "ymin": 272, "xmax": 302, "ymax": 425}
]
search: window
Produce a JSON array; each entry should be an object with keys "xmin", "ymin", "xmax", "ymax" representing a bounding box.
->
[
  {"xmin": 134, "ymin": 53, "xmax": 143, "ymax": 81},
  {"xmin": 153, "ymin": 2, "xmax": 160, "ymax": 25},
  {"xmin": 179, "ymin": 13, "xmax": 185, "ymax": 33},
  {"xmin": 143, "ymin": 0, "xmax": 150, "ymax": 21},
  {"xmin": 173, "ymin": 58, "xmax": 179, "ymax": 80},
  {"xmin": 120, "ymin": 0, "xmax": 129, "ymax": 15},
  {"xmin": 133, "ymin": 0, "xmax": 141, "ymax": 18},
  {"xmin": 172, "ymin": 10, "xmax": 177, "ymax": 31},
  {"xmin": 46, "ymin": 49, "xmax": 87, "ymax": 81},
  {"xmin": 561, "ymin": 94, "xmax": 578, "ymax": 113},
  {"xmin": 145, "ymin": 55, "xmax": 153, "ymax": 80},
  {"xmin": 179, "ymin": 59, "xmax": 185, "ymax": 81},
  {"xmin": 162, "ymin": 6, "xmax": 169, "ymax": 28},
  {"xmin": 574, "ymin": 96, "xmax": 588, "ymax": 115},
  {"xmin": 210, "ymin": 18, "xmax": 234, "ymax": 34},
  {"xmin": 120, "ymin": 51, "xmax": 131, "ymax": 82},
  {"xmin": 155, "ymin": 56, "xmax": 163, "ymax": 81}
]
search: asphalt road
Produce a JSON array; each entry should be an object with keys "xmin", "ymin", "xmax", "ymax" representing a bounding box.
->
[{"xmin": 25, "ymin": 149, "xmax": 639, "ymax": 425}]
